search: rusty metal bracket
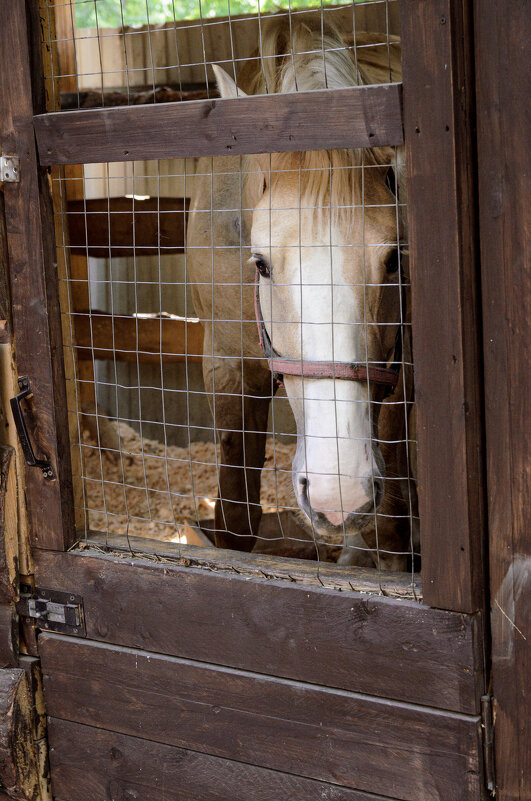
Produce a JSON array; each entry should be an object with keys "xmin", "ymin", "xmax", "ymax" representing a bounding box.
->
[
  {"xmin": 17, "ymin": 585, "xmax": 85, "ymax": 637},
  {"xmin": 0, "ymin": 155, "xmax": 20, "ymax": 182}
]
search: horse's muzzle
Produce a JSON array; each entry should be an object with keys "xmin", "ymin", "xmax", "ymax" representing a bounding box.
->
[{"xmin": 296, "ymin": 473, "xmax": 384, "ymax": 531}]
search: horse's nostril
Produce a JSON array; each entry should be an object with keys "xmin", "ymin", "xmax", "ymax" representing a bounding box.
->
[
  {"xmin": 297, "ymin": 476, "xmax": 310, "ymax": 509},
  {"xmin": 373, "ymin": 478, "xmax": 384, "ymax": 507}
]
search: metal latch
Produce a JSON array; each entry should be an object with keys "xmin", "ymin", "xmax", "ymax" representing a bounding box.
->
[
  {"xmin": 481, "ymin": 694, "xmax": 496, "ymax": 794},
  {"xmin": 0, "ymin": 155, "xmax": 20, "ymax": 183},
  {"xmin": 17, "ymin": 587, "xmax": 85, "ymax": 636}
]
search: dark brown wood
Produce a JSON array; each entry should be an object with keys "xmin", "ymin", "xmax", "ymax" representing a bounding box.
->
[
  {"xmin": 60, "ymin": 85, "xmax": 212, "ymax": 109},
  {"xmin": 34, "ymin": 83, "xmax": 403, "ymax": 166},
  {"xmin": 0, "ymin": 606, "xmax": 18, "ymax": 669},
  {"xmin": 18, "ymin": 658, "xmax": 46, "ymax": 743},
  {"xmin": 34, "ymin": 548, "xmax": 482, "ymax": 713},
  {"xmin": 73, "ymin": 311, "xmax": 203, "ymax": 364},
  {"xmin": 66, "ymin": 196, "xmax": 187, "ymax": 257},
  {"xmin": 0, "ymin": 0, "xmax": 75, "ymax": 551},
  {"xmin": 48, "ymin": 718, "xmax": 394, "ymax": 801},
  {"xmin": 0, "ymin": 447, "xmax": 17, "ymax": 604},
  {"xmin": 41, "ymin": 634, "xmax": 483, "ymax": 800},
  {"xmin": 86, "ymin": 529, "xmax": 421, "ymax": 599},
  {"xmin": 400, "ymin": 0, "xmax": 486, "ymax": 613},
  {"xmin": 0, "ymin": 193, "xmax": 11, "ymax": 345},
  {"xmin": 18, "ymin": 618, "xmax": 39, "ymax": 660},
  {"xmin": 0, "ymin": 668, "xmax": 40, "ymax": 800},
  {"xmin": 474, "ymin": 1, "xmax": 530, "ymax": 798}
]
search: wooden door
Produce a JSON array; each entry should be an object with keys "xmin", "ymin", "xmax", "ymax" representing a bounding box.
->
[{"xmin": 0, "ymin": 2, "xmax": 496, "ymax": 799}]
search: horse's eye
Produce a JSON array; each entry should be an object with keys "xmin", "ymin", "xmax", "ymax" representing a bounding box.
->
[
  {"xmin": 253, "ymin": 256, "xmax": 271, "ymax": 278},
  {"xmin": 385, "ymin": 249, "xmax": 400, "ymax": 274}
]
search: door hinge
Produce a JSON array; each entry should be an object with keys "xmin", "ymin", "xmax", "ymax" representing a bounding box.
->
[
  {"xmin": 0, "ymin": 155, "xmax": 20, "ymax": 183},
  {"xmin": 17, "ymin": 586, "xmax": 85, "ymax": 636},
  {"xmin": 481, "ymin": 694, "xmax": 496, "ymax": 794}
]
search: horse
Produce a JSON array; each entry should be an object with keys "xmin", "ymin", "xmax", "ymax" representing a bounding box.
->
[{"xmin": 187, "ymin": 17, "xmax": 417, "ymax": 570}]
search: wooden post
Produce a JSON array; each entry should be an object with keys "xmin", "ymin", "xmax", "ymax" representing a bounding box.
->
[
  {"xmin": 400, "ymin": 0, "xmax": 487, "ymax": 614},
  {"xmin": 0, "ymin": 1, "xmax": 75, "ymax": 551},
  {"xmin": 474, "ymin": 0, "xmax": 530, "ymax": 797},
  {"xmin": 0, "ymin": 668, "xmax": 42, "ymax": 800}
]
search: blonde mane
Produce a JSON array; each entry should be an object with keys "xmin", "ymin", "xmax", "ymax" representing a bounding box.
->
[{"xmin": 242, "ymin": 18, "xmax": 387, "ymax": 223}]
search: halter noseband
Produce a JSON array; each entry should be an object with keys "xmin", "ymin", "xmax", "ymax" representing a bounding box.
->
[{"xmin": 254, "ymin": 267, "xmax": 403, "ymax": 396}]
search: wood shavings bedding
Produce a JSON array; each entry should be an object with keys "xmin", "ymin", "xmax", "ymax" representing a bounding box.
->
[{"xmin": 80, "ymin": 421, "xmax": 297, "ymax": 540}]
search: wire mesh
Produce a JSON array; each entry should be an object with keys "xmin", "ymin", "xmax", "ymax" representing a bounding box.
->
[{"xmin": 45, "ymin": 0, "xmax": 419, "ymax": 591}]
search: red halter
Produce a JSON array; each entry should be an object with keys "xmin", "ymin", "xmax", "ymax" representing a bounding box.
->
[{"xmin": 254, "ymin": 267, "xmax": 401, "ymax": 394}]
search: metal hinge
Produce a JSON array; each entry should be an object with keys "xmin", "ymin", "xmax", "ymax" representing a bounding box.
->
[
  {"xmin": 0, "ymin": 155, "xmax": 20, "ymax": 183},
  {"xmin": 481, "ymin": 694, "xmax": 496, "ymax": 794},
  {"xmin": 17, "ymin": 586, "xmax": 85, "ymax": 636}
]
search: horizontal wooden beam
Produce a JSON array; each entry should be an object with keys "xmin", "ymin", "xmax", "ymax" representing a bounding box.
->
[
  {"xmin": 86, "ymin": 529, "xmax": 422, "ymax": 599},
  {"xmin": 67, "ymin": 196, "xmax": 187, "ymax": 257},
  {"xmin": 34, "ymin": 548, "xmax": 482, "ymax": 713},
  {"xmin": 34, "ymin": 83, "xmax": 403, "ymax": 165},
  {"xmin": 48, "ymin": 718, "xmax": 391, "ymax": 801},
  {"xmin": 73, "ymin": 311, "xmax": 203, "ymax": 364},
  {"xmin": 41, "ymin": 635, "xmax": 482, "ymax": 801}
]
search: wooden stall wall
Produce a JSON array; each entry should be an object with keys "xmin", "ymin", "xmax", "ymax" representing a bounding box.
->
[
  {"xmin": 475, "ymin": 0, "xmax": 530, "ymax": 798},
  {"xmin": 0, "ymin": 1, "xmax": 503, "ymax": 799}
]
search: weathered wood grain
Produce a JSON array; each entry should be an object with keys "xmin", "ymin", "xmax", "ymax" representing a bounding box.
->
[
  {"xmin": 73, "ymin": 311, "xmax": 203, "ymax": 364},
  {"xmin": 400, "ymin": 0, "xmax": 486, "ymax": 614},
  {"xmin": 0, "ymin": 605, "xmax": 18, "ymax": 669},
  {"xmin": 34, "ymin": 548, "xmax": 482, "ymax": 713},
  {"xmin": 85, "ymin": 528, "xmax": 421, "ymax": 598},
  {"xmin": 0, "ymin": 1, "xmax": 75, "ymax": 551},
  {"xmin": 18, "ymin": 658, "xmax": 46, "ymax": 744},
  {"xmin": 0, "ymin": 668, "xmax": 40, "ymax": 801},
  {"xmin": 41, "ymin": 634, "xmax": 482, "ymax": 800},
  {"xmin": 66, "ymin": 196, "xmax": 187, "ymax": 257},
  {"xmin": 35, "ymin": 83, "xmax": 403, "ymax": 165},
  {"xmin": 0, "ymin": 193, "xmax": 11, "ymax": 345},
  {"xmin": 0, "ymin": 447, "xmax": 17, "ymax": 604},
  {"xmin": 48, "ymin": 718, "xmax": 397, "ymax": 801},
  {"xmin": 474, "ymin": 0, "xmax": 530, "ymax": 797}
]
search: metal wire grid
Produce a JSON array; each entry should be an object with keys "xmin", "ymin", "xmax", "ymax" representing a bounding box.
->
[
  {"xmin": 42, "ymin": 0, "xmax": 400, "ymax": 108},
  {"xmin": 46, "ymin": 0, "xmax": 419, "ymax": 584}
]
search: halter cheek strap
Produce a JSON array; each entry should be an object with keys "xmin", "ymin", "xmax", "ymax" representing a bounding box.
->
[{"xmin": 254, "ymin": 267, "xmax": 402, "ymax": 395}]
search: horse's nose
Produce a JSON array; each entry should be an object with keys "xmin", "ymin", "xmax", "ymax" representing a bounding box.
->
[{"xmin": 297, "ymin": 471, "xmax": 384, "ymax": 527}]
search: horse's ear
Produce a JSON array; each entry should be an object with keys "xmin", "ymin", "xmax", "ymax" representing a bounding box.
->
[{"xmin": 212, "ymin": 64, "xmax": 247, "ymax": 99}]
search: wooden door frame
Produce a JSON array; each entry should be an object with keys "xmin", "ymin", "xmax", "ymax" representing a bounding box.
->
[
  {"xmin": 474, "ymin": 1, "xmax": 530, "ymax": 798},
  {"xmin": 0, "ymin": 1, "xmax": 513, "ymax": 798},
  {"xmin": 3, "ymin": 0, "xmax": 489, "ymax": 620}
]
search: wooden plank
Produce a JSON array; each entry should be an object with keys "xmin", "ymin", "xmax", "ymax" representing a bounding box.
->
[
  {"xmin": 0, "ymin": 1, "xmax": 75, "ymax": 551},
  {"xmin": 41, "ymin": 635, "xmax": 482, "ymax": 801},
  {"xmin": 0, "ymin": 668, "xmax": 40, "ymax": 801},
  {"xmin": 0, "ymin": 606, "xmax": 18, "ymax": 669},
  {"xmin": 0, "ymin": 192, "xmax": 11, "ymax": 345},
  {"xmin": 34, "ymin": 548, "xmax": 482, "ymax": 713},
  {"xmin": 73, "ymin": 312, "xmax": 203, "ymax": 364},
  {"xmin": 400, "ymin": 1, "xmax": 486, "ymax": 613},
  {"xmin": 0, "ymin": 447, "xmax": 17, "ymax": 603},
  {"xmin": 474, "ymin": 1, "xmax": 530, "ymax": 798},
  {"xmin": 66, "ymin": 196, "xmax": 187, "ymax": 257},
  {"xmin": 85, "ymin": 529, "xmax": 421, "ymax": 599},
  {"xmin": 34, "ymin": 83, "xmax": 403, "ymax": 166},
  {"xmin": 48, "ymin": 719, "xmax": 392, "ymax": 801}
]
